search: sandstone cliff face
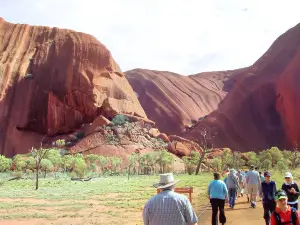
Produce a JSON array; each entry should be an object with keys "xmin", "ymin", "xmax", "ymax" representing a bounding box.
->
[
  {"xmin": 185, "ymin": 23, "xmax": 300, "ymax": 151},
  {"xmin": 126, "ymin": 69, "xmax": 245, "ymax": 135},
  {"xmin": 0, "ymin": 18, "xmax": 146, "ymax": 156}
]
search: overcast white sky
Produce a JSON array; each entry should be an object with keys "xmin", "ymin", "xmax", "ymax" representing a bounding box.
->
[{"xmin": 1, "ymin": 0, "xmax": 300, "ymax": 74}]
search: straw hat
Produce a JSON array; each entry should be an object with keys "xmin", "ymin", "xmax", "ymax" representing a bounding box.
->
[{"xmin": 153, "ymin": 173, "xmax": 180, "ymax": 189}]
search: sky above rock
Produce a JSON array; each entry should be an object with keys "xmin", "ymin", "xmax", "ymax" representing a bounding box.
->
[{"xmin": 1, "ymin": 0, "xmax": 300, "ymax": 74}]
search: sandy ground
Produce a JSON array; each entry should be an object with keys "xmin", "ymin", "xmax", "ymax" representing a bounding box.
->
[{"xmin": 200, "ymin": 196, "xmax": 265, "ymax": 225}]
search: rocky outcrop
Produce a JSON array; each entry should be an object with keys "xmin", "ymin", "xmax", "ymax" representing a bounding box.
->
[
  {"xmin": 126, "ymin": 68, "xmax": 245, "ymax": 135},
  {"xmin": 185, "ymin": 23, "xmax": 300, "ymax": 151},
  {"xmin": 0, "ymin": 19, "xmax": 146, "ymax": 156}
]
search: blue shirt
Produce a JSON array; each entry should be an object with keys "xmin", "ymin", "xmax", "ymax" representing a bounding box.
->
[
  {"xmin": 208, "ymin": 180, "xmax": 228, "ymax": 200},
  {"xmin": 143, "ymin": 190, "xmax": 198, "ymax": 225},
  {"xmin": 246, "ymin": 170, "xmax": 260, "ymax": 184},
  {"xmin": 261, "ymin": 180, "xmax": 276, "ymax": 202}
]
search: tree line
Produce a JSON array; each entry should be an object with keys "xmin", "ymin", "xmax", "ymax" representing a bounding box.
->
[{"xmin": 182, "ymin": 146, "xmax": 300, "ymax": 175}]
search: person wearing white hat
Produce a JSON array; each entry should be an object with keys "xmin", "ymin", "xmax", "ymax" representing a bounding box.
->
[
  {"xmin": 281, "ymin": 172, "xmax": 300, "ymax": 210},
  {"xmin": 143, "ymin": 173, "xmax": 198, "ymax": 225}
]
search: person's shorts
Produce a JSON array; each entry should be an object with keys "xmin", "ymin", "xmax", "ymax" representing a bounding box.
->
[{"xmin": 247, "ymin": 184, "xmax": 258, "ymax": 195}]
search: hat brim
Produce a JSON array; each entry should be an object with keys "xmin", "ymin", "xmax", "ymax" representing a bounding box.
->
[
  {"xmin": 153, "ymin": 180, "xmax": 180, "ymax": 189},
  {"xmin": 276, "ymin": 196, "xmax": 287, "ymax": 201}
]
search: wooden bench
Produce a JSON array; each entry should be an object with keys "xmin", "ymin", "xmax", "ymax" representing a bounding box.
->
[{"xmin": 157, "ymin": 187, "xmax": 193, "ymax": 203}]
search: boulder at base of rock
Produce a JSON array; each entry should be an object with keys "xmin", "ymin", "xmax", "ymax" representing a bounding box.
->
[
  {"xmin": 84, "ymin": 115, "xmax": 111, "ymax": 136},
  {"xmin": 158, "ymin": 133, "xmax": 170, "ymax": 143},
  {"xmin": 148, "ymin": 128, "xmax": 160, "ymax": 138},
  {"xmin": 167, "ymin": 141, "xmax": 190, "ymax": 157}
]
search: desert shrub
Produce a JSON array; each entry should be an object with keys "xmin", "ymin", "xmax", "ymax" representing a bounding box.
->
[
  {"xmin": 40, "ymin": 159, "xmax": 54, "ymax": 178},
  {"xmin": 45, "ymin": 149, "xmax": 62, "ymax": 171},
  {"xmin": 73, "ymin": 155, "xmax": 87, "ymax": 178},
  {"xmin": 25, "ymin": 157, "xmax": 36, "ymax": 170},
  {"xmin": 276, "ymin": 160, "xmax": 288, "ymax": 173},
  {"xmin": 0, "ymin": 155, "xmax": 11, "ymax": 172},
  {"xmin": 13, "ymin": 171, "xmax": 23, "ymax": 179},
  {"xmin": 111, "ymin": 115, "xmax": 128, "ymax": 126},
  {"xmin": 62, "ymin": 155, "xmax": 75, "ymax": 172},
  {"xmin": 13, "ymin": 155, "xmax": 27, "ymax": 171}
]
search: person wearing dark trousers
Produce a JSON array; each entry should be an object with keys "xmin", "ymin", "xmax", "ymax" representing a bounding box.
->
[
  {"xmin": 282, "ymin": 172, "xmax": 299, "ymax": 210},
  {"xmin": 208, "ymin": 172, "xmax": 229, "ymax": 225},
  {"xmin": 225, "ymin": 169, "xmax": 240, "ymax": 209},
  {"xmin": 260, "ymin": 171, "xmax": 276, "ymax": 225}
]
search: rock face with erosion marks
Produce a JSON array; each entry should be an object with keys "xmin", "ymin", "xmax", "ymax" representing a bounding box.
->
[
  {"xmin": 185, "ymin": 23, "xmax": 300, "ymax": 152},
  {"xmin": 0, "ymin": 19, "xmax": 146, "ymax": 156},
  {"xmin": 126, "ymin": 68, "xmax": 245, "ymax": 135}
]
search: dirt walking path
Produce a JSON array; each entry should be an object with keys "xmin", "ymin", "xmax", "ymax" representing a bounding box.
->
[{"xmin": 199, "ymin": 196, "xmax": 265, "ymax": 225}]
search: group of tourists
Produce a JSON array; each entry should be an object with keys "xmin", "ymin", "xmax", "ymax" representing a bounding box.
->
[
  {"xmin": 142, "ymin": 167, "xmax": 300, "ymax": 225},
  {"xmin": 209, "ymin": 165, "xmax": 300, "ymax": 225}
]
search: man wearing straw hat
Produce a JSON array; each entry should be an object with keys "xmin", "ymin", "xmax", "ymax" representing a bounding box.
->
[{"xmin": 143, "ymin": 173, "xmax": 198, "ymax": 225}]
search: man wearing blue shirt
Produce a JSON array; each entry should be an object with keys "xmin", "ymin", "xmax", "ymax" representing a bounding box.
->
[
  {"xmin": 208, "ymin": 172, "xmax": 229, "ymax": 225},
  {"xmin": 246, "ymin": 165, "xmax": 261, "ymax": 208},
  {"xmin": 259, "ymin": 171, "xmax": 276, "ymax": 225}
]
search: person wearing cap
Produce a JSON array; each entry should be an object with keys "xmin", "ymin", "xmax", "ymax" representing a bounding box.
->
[
  {"xmin": 260, "ymin": 171, "xmax": 277, "ymax": 225},
  {"xmin": 282, "ymin": 172, "xmax": 299, "ymax": 210},
  {"xmin": 208, "ymin": 172, "xmax": 228, "ymax": 225},
  {"xmin": 246, "ymin": 165, "xmax": 261, "ymax": 208},
  {"xmin": 143, "ymin": 173, "xmax": 198, "ymax": 225},
  {"xmin": 270, "ymin": 190, "xmax": 300, "ymax": 225}
]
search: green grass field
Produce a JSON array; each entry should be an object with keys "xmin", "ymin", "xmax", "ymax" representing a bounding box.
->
[
  {"xmin": 0, "ymin": 173, "xmax": 211, "ymax": 225},
  {"xmin": 0, "ymin": 170, "xmax": 298, "ymax": 225}
]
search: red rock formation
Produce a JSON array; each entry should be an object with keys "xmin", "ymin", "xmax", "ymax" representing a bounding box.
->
[
  {"xmin": 0, "ymin": 19, "xmax": 146, "ymax": 156},
  {"xmin": 126, "ymin": 68, "xmax": 245, "ymax": 135},
  {"xmin": 186, "ymin": 23, "xmax": 300, "ymax": 151}
]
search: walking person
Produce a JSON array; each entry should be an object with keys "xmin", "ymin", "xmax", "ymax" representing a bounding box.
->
[
  {"xmin": 270, "ymin": 190, "xmax": 300, "ymax": 225},
  {"xmin": 260, "ymin": 172, "xmax": 277, "ymax": 225},
  {"xmin": 282, "ymin": 172, "xmax": 299, "ymax": 210},
  {"xmin": 143, "ymin": 173, "xmax": 198, "ymax": 225},
  {"xmin": 208, "ymin": 172, "xmax": 228, "ymax": 225},
  {"xmin": 225, "ymin": 169, "xmax": 240, "ymax": 208},
  {"xmin": 237, "ymin": 169, "xmax": 244, "ymax": 197},
  {"xmin": 246, "ymin": 165, "xmax": 261, "ymax": 208},
  {"xmin": 244, "ymin": 170, "xmax": 250, "ymax": 202}
]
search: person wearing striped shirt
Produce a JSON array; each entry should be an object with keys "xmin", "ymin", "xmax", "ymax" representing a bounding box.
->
[{"xmin": 143, "ymin": 173, "xmax": 198, "ymax": 225}]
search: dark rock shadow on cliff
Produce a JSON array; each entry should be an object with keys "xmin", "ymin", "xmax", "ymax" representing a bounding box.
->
[
  {"xmin": 184, "ymin": 80, "xmax": 286, "ymax": 152},
  {"xmin": 0, "ymin": 65, "xmax": 98, "ymax": 157}
]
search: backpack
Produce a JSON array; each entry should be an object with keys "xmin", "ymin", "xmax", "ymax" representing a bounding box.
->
[{"xmin": 273, "ymin": 207, "xmax": 298, "ymax": 225}]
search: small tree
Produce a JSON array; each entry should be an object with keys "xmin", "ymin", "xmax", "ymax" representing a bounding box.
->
[
  {"xmin": 128, "ymin": 152, "xmax": 138, "ymax": 180},
  {"xmin": 98, "ymin": 156, "xmax": 110, "ymax": 175},
  {"xmin": 156, "ymin": 150, "xmax": 173, "ymax": 174},
  {"xmin": 182, "ymin": 151, "xmax": 200, "ymax": 175},
  {"xmin": 110, "ymin": 156, "xmax": 123, "ymax": 174},
  {"xmin": 210, "ymin": 158, "xmax": 222, "ymax": 172},
  {"xmin": 195, "ymin": 127, "xmax": 216, "ymax": 175}
]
